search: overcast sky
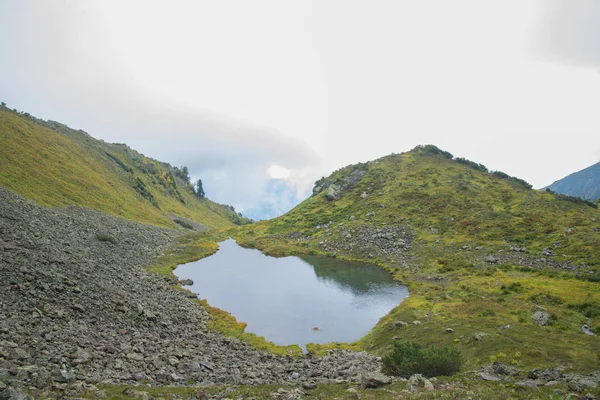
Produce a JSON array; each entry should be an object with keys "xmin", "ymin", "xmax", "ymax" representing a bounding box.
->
[{"xmin": 1, "ymin": 1, "xmax": 599, "ymax": 219}]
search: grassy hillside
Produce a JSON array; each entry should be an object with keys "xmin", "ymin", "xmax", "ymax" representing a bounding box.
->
[
  {"xmin": 234, "ymin": 145, "xmax": 600, "ymax": 372},
  {"xmin": 0, "ymin": 106, "xmax": 249, "ymax": 228}
]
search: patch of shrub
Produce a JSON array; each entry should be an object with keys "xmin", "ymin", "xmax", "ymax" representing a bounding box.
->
[
  {"xmin": 480, "ymin": 308, "xmax": 496, "ymax": 317},
  {"xmin": 491, "ymin": 171, "xmax": 533, "ymax": 189},
  {"xmin": 382, "ymin": 341, "xmax": 462, "ymax": 378},
  {"xmin": 174, "ymin": 219, "xmax": 194, "ymax": 230},
  {"xmin": 567, "ymin": 301, "xmax": 600, "ymax": 318},
  {"xmin": 95, "ymin": 233, "xmax": 117, "ymax": 244},
  {"xmin": 455, "ymin": 157, "xmax": 488, "ymax": 172},
  {"xmin": 105, "ymin": 152, "xmax": 133, "ymax": 173},
  {"xmin": 577, "ymin": 273, "xmax": 600, "ymax": 283},
  {"xmin": 500, "ymin": 282, "xmax": 526, "ymax": 294},
  {"xmin": 134, "ymin": 177, "xmax": 159, "ymax": 208},
  {"xmin": 415, "ymin": 144, "xmax": 454, "ymax": 159},
  {"xmin": 529, "ymin": 292, "xmax": 564, "ymax": 305}
]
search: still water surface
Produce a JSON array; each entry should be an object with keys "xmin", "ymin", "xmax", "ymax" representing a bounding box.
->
[{"xmin": 174, "ymin": 239, "xmax": 409, "ymax": 349}]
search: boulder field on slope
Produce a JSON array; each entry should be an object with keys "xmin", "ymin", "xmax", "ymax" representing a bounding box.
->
[{"xmin": 0, "ymin": 187, "xmax": 381, "ymax": 391}]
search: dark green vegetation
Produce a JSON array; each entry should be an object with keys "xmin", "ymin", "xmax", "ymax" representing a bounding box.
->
[
  {"xmin": 0, "ymin": 106, "xmax": 250, "ymax": 228},
  {"xmin": 234, "ymin": 144, "xmax": 600, "ymax": 372},
  {"xmin": 545, "ymin": 160, "xmax": 600, "ymax": 202},
  {"xmin": 382, "ymin": 341, "xmax": 462, "ymax": 378}
]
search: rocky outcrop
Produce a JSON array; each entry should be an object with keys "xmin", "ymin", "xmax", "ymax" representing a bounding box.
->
[
  {"xmin": 0, "ymin": 187, "xmax": 382, "ymax": 390},
  {"xmin": 317, "ymin": 224, "xmax": 412, "ymax": 264},
  {"xmin": 312, "ymin": 167, "xmax": 367, "ymax": 201}
]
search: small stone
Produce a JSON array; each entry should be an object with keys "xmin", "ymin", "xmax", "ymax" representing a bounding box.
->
[
  {"xmin": 361, "ymin": 371, "xmax": 391, "ymax": 388},
  {"xmin": 531, "ymin": 311, "xmax": 550, "ymax": 326},
  {"xmin": 515, "ymin": 380, "xmax": 538, "ymax": 389},
  {"xmin": 484, "ymin": 255, "xmax": 499, "ymax": 264},
  {"xmin": 302, "ymin": 381, "xmax": 316, "ymax": 390},
  {"xmin": 126, "ymin": 353, "xmax": 144, "ymax": 362},
  {"xmin": 408, "ymin": 374, "xmax": 435, "ymax": 392},
  {"xmin": 72, "ymin": 304, "xmax": 85, "ymax": 312},
  {"xmin": 445, "ymin": 328, "xmax": 454, "ymax": 333},
  {"xmin": 478, "ymin": 372, "xmax": 502, "ymax": 381}
]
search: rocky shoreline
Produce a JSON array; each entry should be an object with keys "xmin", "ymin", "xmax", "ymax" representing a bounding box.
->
[{"xmin": 0, "ymin": 187, "xmax": 382, "ymax": 396}]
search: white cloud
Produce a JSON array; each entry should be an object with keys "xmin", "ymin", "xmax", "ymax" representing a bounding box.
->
[
  {"xmin": 2, "ymin": 1, "xmax": 600, "ymax": 217},
  {"xmin": 267, "ymin": 165, "xmax": 291, "ymax": 180}
]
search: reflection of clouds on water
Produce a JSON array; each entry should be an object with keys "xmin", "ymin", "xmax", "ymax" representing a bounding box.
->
[{"xmin": 174, "ymin": 239, "xmax": 409, "ymax": 350}]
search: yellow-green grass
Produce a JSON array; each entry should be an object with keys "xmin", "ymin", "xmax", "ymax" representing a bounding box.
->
[
  {"xmin": 199, "ymin": 299, "xmax": 302, "ymax": 356},
  {"xmin": 0, "ymin": 108, "xmax": 239, "ymax": 229},
  {"xmin": 148, "ymin": 230, "xmax": 226, "ymax": 275}
]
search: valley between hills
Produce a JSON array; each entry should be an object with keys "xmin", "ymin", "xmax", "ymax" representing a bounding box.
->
[{"xmin": 1, "ymin": 106, "xmax": 600, "ymax": 399}]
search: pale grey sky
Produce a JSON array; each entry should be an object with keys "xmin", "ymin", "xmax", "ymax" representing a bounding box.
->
[{"xmin": 1, "ymin": 1, "xmax": 599, "ymax": 219}]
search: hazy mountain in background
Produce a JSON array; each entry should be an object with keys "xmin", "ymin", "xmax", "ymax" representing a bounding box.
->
[{"xmin": 544, "ymin": 161, "xmax": 600, "ymax": 201}]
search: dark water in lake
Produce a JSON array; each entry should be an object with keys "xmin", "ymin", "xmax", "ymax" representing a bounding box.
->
[{"xmin": 174, "ymin": 239, "xmax": 409, "ymax": 349}]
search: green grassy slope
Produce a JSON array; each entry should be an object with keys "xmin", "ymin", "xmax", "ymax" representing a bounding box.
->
[
  {"xmin": 0, "ymin": 106, "xmax": 249, "ymax": 228},
  {"xmin": 234, "ymin": 145, "xmax": 600, "ymax": 371}
]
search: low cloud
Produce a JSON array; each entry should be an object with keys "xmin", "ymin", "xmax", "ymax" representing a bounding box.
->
[{"xmin": 535, "ymin": 0, "xmax": 600, "ymax": 69}]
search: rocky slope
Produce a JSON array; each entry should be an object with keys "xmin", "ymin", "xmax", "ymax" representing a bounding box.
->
[{"xmin": 0, "ymin": 187, "xmax": 382, "ymax": 396}]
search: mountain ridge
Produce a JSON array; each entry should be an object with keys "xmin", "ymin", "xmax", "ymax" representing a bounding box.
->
[
  {"xmin": 544, "ymin": 161, "xmax": 600, "ymax": 202},
  {"xmin": 233, "ymin": 144, "xmax": 600, "ymax": 370}
]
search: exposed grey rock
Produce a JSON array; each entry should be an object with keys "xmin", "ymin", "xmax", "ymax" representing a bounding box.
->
[
  {"xmin": 314, "ymin": 168, "xmax": 367, "ymax": 201},
  {"xmin": 408, "ymin": 374, "xmax": 434, "ymax": 392},
  {"xmin": 325, "ymin": 185, "xmax": 342, "ymax": 201},
  {"xmin": 478, "ymin": 372, "xmax": 502, "ymax": 381},
  {"xmin": 360, "ymin": 371, "xmax": 391, "ymax": 388},
  {"xmin": 568, "ymin": 378, "xmax": 597, "ymax": 392},
  {"xmin": 302, "ymin": 381, "xmax": 317, "ymax": 390},
  {"xmin": 472, "ymin": 332, "xmax": 491, "ymax": 342},
  {"xmin": 480, "ymin": 362, "xmax": 519, "ymax": 377},
  {"xmin": 0, "ymin": 187, "xmax": 382, "ymax": 389},
  {"xmin": 395, "ymin": 321, "xmax": 408, "ymax": 328},
  {"xmin": 531, "ymin": 311, "xmax": 550, "ymax": 326},
  {"xmin": 542, "ymin": 248, "xmax": 555, "ymax": 256},
  {"xmin": 484, "ymin": 255, "xmax": 499, "ymax": 264},
  {"xmin": 515, "ymin": 380, "xmax": 538, "ymax": 389}
]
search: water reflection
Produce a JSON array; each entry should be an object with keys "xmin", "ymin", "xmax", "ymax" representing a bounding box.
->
[{"xmin": 174, "ymin": 239, "xmax": 409, "ymax": 349}]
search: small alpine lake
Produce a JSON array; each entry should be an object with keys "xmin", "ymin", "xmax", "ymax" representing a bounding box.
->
[{"xmin": 174, "ymin": 239, "xmax": 409, "ymax": 350}]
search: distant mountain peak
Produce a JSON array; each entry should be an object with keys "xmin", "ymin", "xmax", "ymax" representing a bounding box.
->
[{"xmin": 544, "ymin": 161, "xmax": 600, "ymax": 201}]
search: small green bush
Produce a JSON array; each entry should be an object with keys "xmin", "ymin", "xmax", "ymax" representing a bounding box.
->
[
  {"xmin": 529, "ymin": 292, "xmax": 564, "ymax": 305},
  {"xmin": 382, "ymin": 341, "xmax": 462, "ymax": 378},
  {"xmin": 567, "ymin": 301, "xmax": 600, "ymax": 318},
  {"xmin": 95, "ymin": 233, "xmax": 117, "ymax": 244},
  {"xmin": 174, "ymin": 218, "xmax": 194, "ymax": 230},
  {"xmin": 500, "ymin": 282, "xmax": 526, "ymax": 294}
]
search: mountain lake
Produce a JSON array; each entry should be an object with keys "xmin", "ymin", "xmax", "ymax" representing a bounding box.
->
[{"xmin": 174, "ymin": 238, "xmax": 409, "ymax": 350}]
